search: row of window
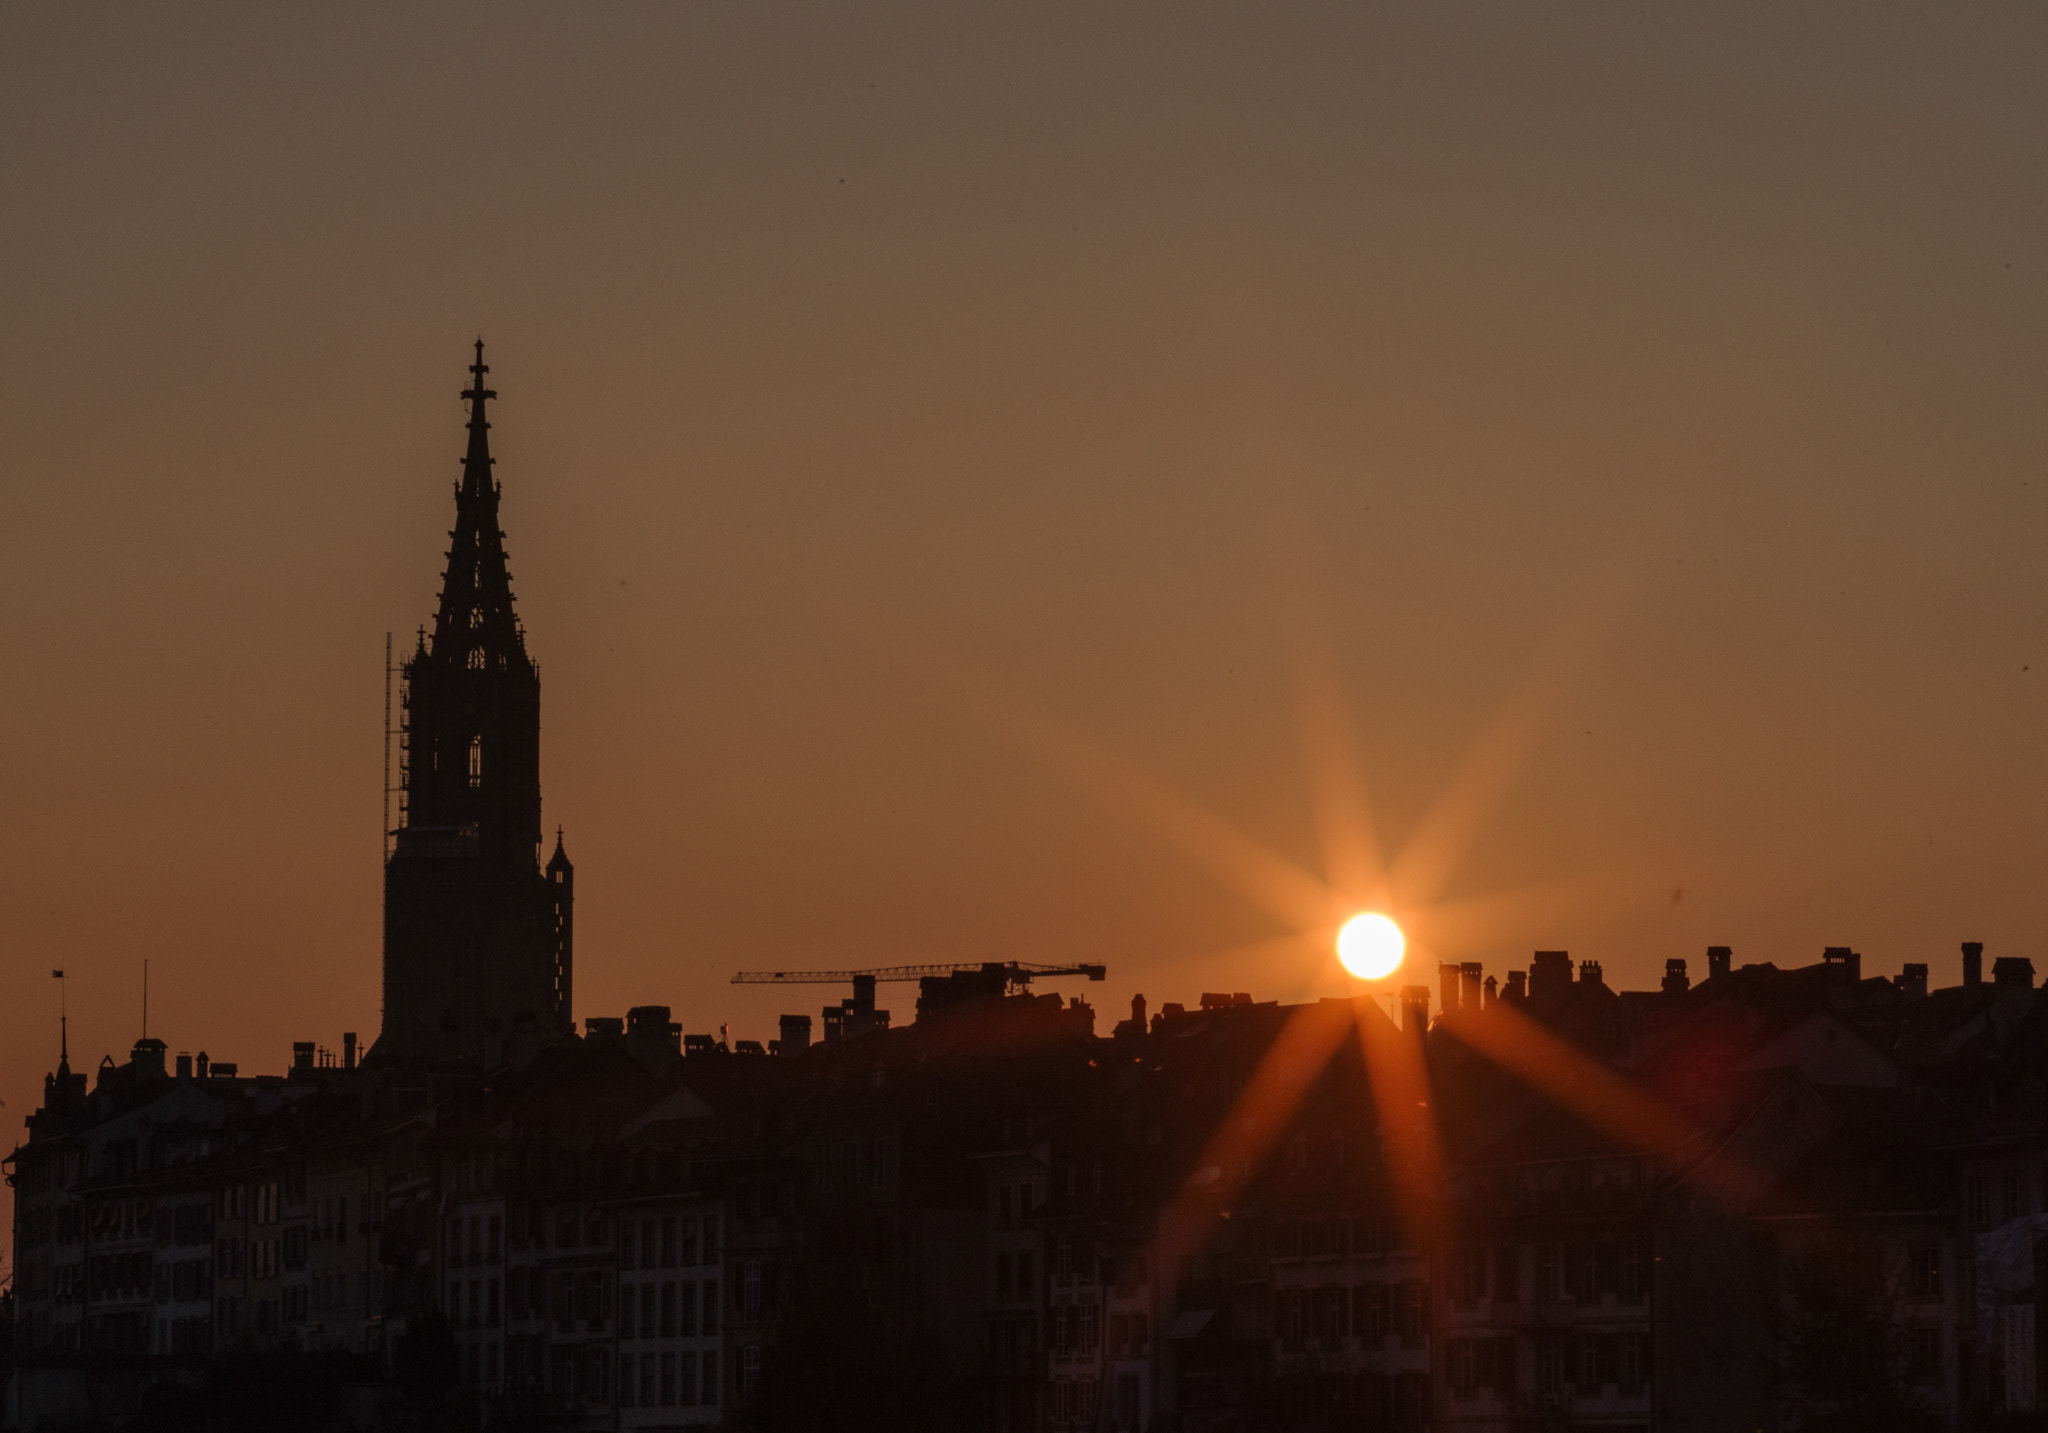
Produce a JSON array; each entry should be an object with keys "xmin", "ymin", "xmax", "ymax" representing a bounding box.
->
[
  {"xmin": 1050, "ymin": 1375, "xmax": 1099, "ymax": 1425},
  {"xmin": 1275, "ymin": 1281, "xmax": 1431, "ymax": 1347},
  {"xmin": 1270, "ymin": 1214, "xmax": 1409, "ymax": 1261},
  {"xmin": 448, "ymin": 1213, "xmax": 501, "ymax": 1265},
  {"xmin": 1964, "ymin": 1170, "xmax": 2037, "ymax": 1230},
  {"xmin": 618, "ymin": 1350, "xmax": 721, "ymax": 1408},
  {"xmin": 1449, "ymin": 1241, "xmax": 1650, "ymax": 1308},
  {"xmin": 212, "ymin": 1235, "xmax": 282, "ymax": 1281},
  {"xmin": 620, "ymin": 1278, "xmax": 722, "ymax": 1338},
  {"xmin": 1048, "ymin": 1301, "xmax": 1099, "ymax": 1357},
  {"xmin": 620, "ymin": 1213, "xmax": 718, "ymax": 1270},
  {"xmin": 1440, "ymin": 1331, "xmax": 1651, "ymax": 1400}
]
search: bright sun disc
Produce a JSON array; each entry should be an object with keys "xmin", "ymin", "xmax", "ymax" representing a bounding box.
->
[{"xmin": 1337, "ymin": 912, "xmax": 1405, "ymax": 980}]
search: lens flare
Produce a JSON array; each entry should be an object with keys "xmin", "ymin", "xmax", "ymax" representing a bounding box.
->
[{"xmin": 1336, "ymin": 912, "xmax": 1405, "ymax": 980}]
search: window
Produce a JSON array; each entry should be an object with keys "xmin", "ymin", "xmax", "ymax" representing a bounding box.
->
[
  {"xmin": 1908, "ymin": 1245, "xmax": 1942, "ymax": 1300},
  {"xmin": 1356, "ymin": 1283, "xmax": 1389, "ymax": 1341},
  {"xmin": 467, "ymin": 737, "xmax": 483, "ymax": 787},
  {"xmin": 1453, "ymin": 1247, "xmax": 1488, "ymax": 1308},
  {"xmin": 620, "ymin": 1283, "xmax": 636, "ymax": 1339},
  {"xmin": 660, "ymin": 1282, "xmax": 676, "ymax": 1337},
  {"xmin": 619, "ymin": 1353, "xmax": 636, "ymax": 1406},
  {"xmin": 996, "ymin": 1253, "xmax": 1013, "ymax": 1303},
  {"xmin": 641, "ymin": 1282, "xmax": 656, "ymax": 1337},
  {"xmin": 1576, "ymin": 1332, "xmax": 1602, "ymax": 1390},
  {"xmin": 1620, "ymin": 1241, "xmax": 1647, "ymax": 1301},
  {"xmin": 1571, "ymin": 1244, "xmax": 1598, "ymax": 1304},
  {"xmin": 702, "ymin": 1279, "xmax": 719, "ymax": 1336},
  {"xmin": 1536, "ymin": 1245, "xmax": 1562, "ymax": 1302},
  {"xmin": 1080, "ymin": 1302, "xmax": 1098, "ymax": 1354},
  {"xmin": 1967, "ymin": 1175, "xmax": 1991, "ymax": 1230},
  {"xmin": 1536, "ymin": 1333, "xmax": 1565, "ymax": 1395},
  {"xmin": 1449, "ymin": 1338, "xmax": 1479, "ymax": 1399},
  {"xmin": 1277, "ymin": 1289, "xmax": 1305, "ymax": 1347},
  {"xmin": 743, "ymin": 1345, "xmax": 761, "ymax": 1405},
  {"xmin": 1904, "ymin": 1326, "xmax": 1941, "ymax": 1381},
  {"xmin": 742, "ymin": 1261, "xmax": 761, "ymax": 1319},
  {"xmin": 1494, "ymin": 1244, "xmax": 1520, "ymax": 1302},
  {"xmin": 1619, "ymin": 1331, "xmax": 1648, "ymax": 1395},
  {"xmin": 467, "ymin": 647, "xmax": 485, "ymax": 670},
  {"xmin": 702, "ymin": 1351, "xmax": 719, "ymax": 1406},
  {"xmin": 1398, "ymin": 1281, "xmax": 1429, "ymax": 1346},
  {"xmin": 2003, "ymin": 1171, "xmax": 2023, "ymax": 1223}
]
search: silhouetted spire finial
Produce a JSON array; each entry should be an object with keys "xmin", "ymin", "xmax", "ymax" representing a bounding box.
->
[{"xmin": 465, "ymin": 337, "xmax": 494, "ymax": 406}]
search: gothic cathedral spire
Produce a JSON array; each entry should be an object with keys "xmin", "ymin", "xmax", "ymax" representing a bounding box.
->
[{"xmin": 370, "ymin": 343, "xmax": 574, "ymax": 1068}]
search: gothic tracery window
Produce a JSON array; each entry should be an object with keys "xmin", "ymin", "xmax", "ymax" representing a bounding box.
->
[{"xmin": 468, "ymin": 737, "xmax": 483, "ymax": 787}]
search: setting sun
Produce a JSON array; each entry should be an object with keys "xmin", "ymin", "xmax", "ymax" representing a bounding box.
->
[{"xmin": 1336, "ymin": 911, "xmax": 1406, "ymax": 980}]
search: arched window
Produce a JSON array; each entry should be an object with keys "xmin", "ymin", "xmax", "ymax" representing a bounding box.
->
[
  {"xmin": 467, "ymin": 737, "xmax": 483, "ymax": 787},
  {"xmin": 467, "ymin": 647, "xmax": 485, "ymax": 670}
]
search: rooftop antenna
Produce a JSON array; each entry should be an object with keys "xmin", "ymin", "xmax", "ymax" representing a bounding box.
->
[
  {"xmin": 53, "ymin": 968, "xmax": 66, "ymax": 1064},
  {"xmin": 142, "ymin": 958, "xmax": 148, "ymax": 1040}
]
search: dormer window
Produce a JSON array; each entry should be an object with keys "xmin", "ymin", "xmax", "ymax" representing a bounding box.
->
[{"xmin": 468, "ymin": 737, "xmax": 482, "ymax": 787}]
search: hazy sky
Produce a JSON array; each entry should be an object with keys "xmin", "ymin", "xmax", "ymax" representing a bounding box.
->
[{"xmin": 4, "ymin": 6, "xmax": 2046, "ymax": 1186}]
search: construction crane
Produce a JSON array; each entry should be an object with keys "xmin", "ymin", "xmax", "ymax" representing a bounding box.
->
[{"xmin": 733, "ymin": 961, "xmax": 1105, "ymax": 988}]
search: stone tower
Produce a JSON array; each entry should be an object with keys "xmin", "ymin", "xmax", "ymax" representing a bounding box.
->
[{"xmin": 371, "ymin": 343, "xmax": 573, "ymax": 1067}]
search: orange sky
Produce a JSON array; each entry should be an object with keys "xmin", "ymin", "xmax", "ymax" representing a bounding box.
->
[{"xmin": 4, "ymin": 7, "xmax": 2047, "ymax": 1235}]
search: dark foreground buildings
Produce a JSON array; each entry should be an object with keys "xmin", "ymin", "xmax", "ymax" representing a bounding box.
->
[{"xmin": 7, "ymin": 360, "xmax": 2047, "ymax": 1433}]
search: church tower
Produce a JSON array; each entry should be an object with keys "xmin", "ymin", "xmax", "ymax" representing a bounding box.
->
[{"xmin": 371, "ymin": 343, "xmax": 573, "ymax": 1067}]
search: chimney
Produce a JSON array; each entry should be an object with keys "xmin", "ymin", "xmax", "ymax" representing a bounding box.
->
[
  {"xmin": 1482, "ymin": 975, "xmax": 1498, "ymax": 1009},
  {"xmin": 1662, "ymin": 959, "xmax": 1690, "ymax": 996},
  {"xmin": 1503, "ymin": 970, "xmax": 1528, "ymax": 1005},
  {"xmin": 1131, "ymin": 993, "xmax": 1147, "ymax": 1029},
  {"xmin": 195, "ymin": 1051, "xmax": 210, "ymax": 1079},
  {"xmin": 1529, "ymin": 952, "xmax": 1572, "ymax": 1004},
  {"xmin": 1963, "ymin": 942, "xmax": 1984, "ymax": 988},
  {"xmin": 1993, "ymin": 957, "xmax": 2035, "ymax": 990},
  {"xmin": 1897, "ymin": 963, "xmax": 1928, "ymax": 1001},
  {"xmin": 852, "ymin": 974, "xmax": 877, "ymax": 1015},
  {"xmin": 291, "ymin": 1040, "xmax": 315, "ymax": 1073},
  {"xmin": 778, "ymin": 1014, "xmax": 813, "ymax": 1056},
  {"xmin": 1707, "ymin": 946, "xmax": 1732, "ymax": 981},
  {"xmin": 822, "ymin": 1006, "xmax": 845, "ymax": 1043},
  {"xmin": 1401, "ymin": 986, "xmax": 1430, "ymax": 1035},
  {"xmin": 1460, "ymin": 963, "xmax": 1483, "ymax": 1010},
  {"xmin": 1822, "ymin": 947, "xmax": 1861, "ymax": 985},
  {"xmin": 342, "ymin": 1032, "xmax": 357, "ymax": 1070},
  {"xmin": 1578, "ymin": 960, "xmax": 1604, "ymax": 987},
  {"xmin": 175, "ymin": 1052, "xmax": 192, "ymax": 1080},
  {"xmin": 1439, "ymin": 962, "xmax": 1462, "ymax": 1014}
]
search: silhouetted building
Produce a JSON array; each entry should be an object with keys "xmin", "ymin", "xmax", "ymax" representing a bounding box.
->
[
  {"xmin": 373, "ymin": 343, "xmax": 574, "ymax": 1069},
  {"xmin": 15, "ymin": 353, "xmax": 2048, "ymax": 1433}
]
